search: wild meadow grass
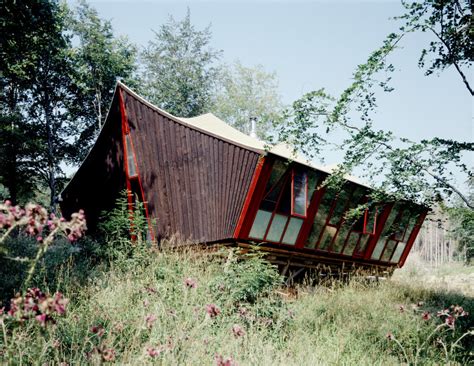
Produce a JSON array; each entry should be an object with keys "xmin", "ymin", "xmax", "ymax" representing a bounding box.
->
[
  {"xmin": 1, "ymin": 241, "xmax": 472, "ymax": 365},
  {"xmin": 1, "ymin": 199, "xmax": 472, "ymax": 365}
]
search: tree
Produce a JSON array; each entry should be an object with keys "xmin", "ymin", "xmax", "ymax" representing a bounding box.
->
[
  {"xmin": 275, "ymin": 24, "xmax": 473, "ymax": 211},
  {"xmin": 398, "ymin": 0, "xmax": 473, "ymax": 95},
  {"xmin": 211, "ymin": 61, "xmax": 283, "ymax": 139},
  {"xmin": 26, "ymin": 0, "xmax": 77, "ymax": 211},
  {"xmin": 0, "ymin": 0, "xmax": 65, "ymax": 205},
  {"xmin": 141, "ymin": 9, "xmax": 222, "ymax": 117},
  {"xmin": 69, "ymin": 0, "xmax": 138, "ymax": 161},
  {"xmin": 445, "ymin": 178, "xmax": 474, "ymax": 262}
]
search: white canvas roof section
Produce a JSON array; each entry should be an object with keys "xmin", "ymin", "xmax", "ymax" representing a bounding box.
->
[{"xmin": 118, "ymin": 81, "xmax": 369, "ymax": 188}]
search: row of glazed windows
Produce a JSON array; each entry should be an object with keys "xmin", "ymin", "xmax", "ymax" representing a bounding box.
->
[{"xmin": 247, "ymin": 160, "xmax": 422, "ymax": 264}]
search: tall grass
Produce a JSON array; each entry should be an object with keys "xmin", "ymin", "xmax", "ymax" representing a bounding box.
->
[
  {"xmin": 0, "ymin": 197, "xmax": 472, "ymax": 365},
  {"xmin": 1, "ymin": 242, "xmax": 472, "ymax": 365}
]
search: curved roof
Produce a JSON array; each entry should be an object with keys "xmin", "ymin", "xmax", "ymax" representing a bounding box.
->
[{"xmin": 118, "ymin": 81, "xmax": 369, "ymax": 187}]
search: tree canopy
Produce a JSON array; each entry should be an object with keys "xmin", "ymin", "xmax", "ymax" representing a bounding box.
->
[
  {"xmin": 141, "ymin": 9, "xmax": 222, "ymax": 117},
  {"xmin": 274, "ymin": 0, "xmax": 473, "ymax": 210},
  {"xmin": 211, "ymin": 61, "xmax": 283, "ymax": 139}
]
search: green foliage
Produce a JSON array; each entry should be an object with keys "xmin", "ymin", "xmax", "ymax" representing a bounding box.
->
[
  {"xmin": 0, "ymin": 0, "xmax": 139, "ymax": 207},
  {"xmin": 0, "ymin": 243, "xmax": 472, "ymax": 364},
  {"xmin": 211, "ymin": 248, "xmax": 282, "ymax": 304},
  {"xmin": 445, "ymin": 178, "xmax": 474, "ymax": 262},
  {"xmin": 141, "ymin": 8, "xmax": 222, "ymax": 117},
  {"xmin": 212, "ymin": 61, "xmax": 284, "ymax": 139},
  {"xmin": 398, "ymin": 0, "xmax": 473, "ymax": 95},
  {"xmin": 69, "ymin": 0, "xmax": 138, "ymax": 162},
  {"xmin": 275, "ymin": 27, "xmax": 473, "ymax": 210},
  {"xmin": 98, "ymin": 191, "xmax": 152, "ymax": 266}
]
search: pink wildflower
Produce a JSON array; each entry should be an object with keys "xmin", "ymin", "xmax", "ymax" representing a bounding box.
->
[
  {"xmin": 184, "ymin": 277, "xmax": 197, "ymax": 289},
  {"xmin": 215, "ymin": 354, "xmax": 237, "ymax": 366},
  {"xmin": 102, "ymin": 348, "xmax": 115, "ymax": 362},
  {"xmin": 445, "ymin": 316, "xmax": 455, "ymax": 329},
  {"xmin": 145, "ymin": 314, "xmax": 157, "ymax": 329},
  {"xmin": 90, "ymin": 325, "xmax": 105, "ymax": 337},
  {"xmin": 35, "ymin": 313, "xmax": 48, "ymax": 326},
  {"xmin": 147, "ymin": 347, "xmax": 161, "ymax": 358},
  {"xmin": 422, "ymin": 311, "xmax": 431, "ymax": 321},
  {"xmin": 232, "ymin": 324, "xmax": 245, "ymax": 338},
  {"xmin": 206, "ymin": 304, "xmax": 221, "ymax": 318}
]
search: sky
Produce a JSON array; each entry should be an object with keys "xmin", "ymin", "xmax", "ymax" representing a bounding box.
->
[{"xmin": 73, "ymin": 0, "xmax": 473, "ymax": 189}]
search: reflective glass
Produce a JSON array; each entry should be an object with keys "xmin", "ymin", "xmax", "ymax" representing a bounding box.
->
[
  {"xmin": 381, "ymin": 240, "xmax": 398, "ymax": 262},
  {"xmin": 390, "ymin": 242, "xmax": 406, "ymax": 263},
  {"xmin": 343, "ymin": 232, "xmax": 360, "ymax": 256},
  {"xmin": 371, "ymin": 238, "xmax": 387, "ymax": 260},
  {"xmin": 125, "ymin": 134, "xmax": 137, "ymax": 177},
  {"xmin": 305, "ymin": 193, "xmax": 333, "ymax": 248},
  {"xmin": 266, "ymin": 214, "xmax": 288, "ymax": 242},
  {"xmin": 281, "ymin": 217, "xmax": 303, "ymax": 245},
  {"xmin": 292, "ymin": 170, "xmax": 308, "ymax": 216},
  {"xmin": 249, "ymin": 210, "xmax": 272, "ymax": 239},
  {"xmin": 318, "ymin": 225, "xmax": 337, "ymax": 251}
]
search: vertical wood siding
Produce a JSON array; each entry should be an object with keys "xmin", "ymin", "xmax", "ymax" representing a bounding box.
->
[
  {"xmin": 60, "ymin": 93, "xmax": 127, "ymax": 232},
  {"xmin": 122, "ymin": 89, "xmax": 260, "ymax": 243}
]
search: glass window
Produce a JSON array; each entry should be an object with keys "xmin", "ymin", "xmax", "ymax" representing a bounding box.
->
[
  {"xmin": 356, "ymin": 234, "xmax": 371, "ymax": 254},
  {"xmin": 277, "ymin": 179, "xmax": 292, "ymax": 215},
  {"xmin": 305, "ymin": 193, "xmax": 333, "ymax": 248},
  {"xmin": 371, "ymin": 238, "xmax": 387, "ymax": 260},
  {"xmin": 332, "ymin": 224, "xmax": 351, "ymax": 253},
  {"xmin": 249, "ymin": 210, "xmax": 272, "ymax": 239},
  {"xmin": 266, "ymin": 214, "xmax": 288, "ymax": 242},
  {"xmin": 328, "ymin": 187, "xmax": 352, "ymax": 226},
  {"xmin": 281, "ymin": 217, "xmax": 303, "ymax": 245},
  {"xmin": 343, "ymin": 232, "xmax": 360, "ymax": 256},
  {"xmin": 318, "ymin": 225, "xmax": 337, "ymax": 251},
  {"xmin": 125, "ymin": 134, "xmax": 138, "ymax": 177},
  {"xmin": 381, "ymin": 240, "xmax": 398, "ymax": 262},
  {"xmin": 390, "ymin": 242, "xmax": 406, "ymax": 263},
  {"xmin": 292, "ymin": 170, "xmax": 308, "ymax": 217}
]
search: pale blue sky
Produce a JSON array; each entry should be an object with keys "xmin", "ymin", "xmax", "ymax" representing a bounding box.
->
[{"xmin": 77, "ymin": 0, "xmax": 473, "ymax": 188}]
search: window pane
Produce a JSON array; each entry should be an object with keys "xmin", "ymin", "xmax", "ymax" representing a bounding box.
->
[
  {"xmin": 266, "ymin": 214, "xmax": 288, "ymax": 242},
  {"xmin": 260, "ymin": 161, "xmax": 289, "ymax": 212},
  {"xmin": 318, "ymin": 225, "xmax": 337, "ymax": 251},
  {"xmin": 265, "ymin": 160, "xmax": 287, "ymax": 193},
  {"xmin": 328, "ymin": 187, "xmax": 352, "ymax": 226},
  {"xmin": 277, "ymin": 179, "xmax": 291, "ymax": 215},
  {"xmin": 390, "ymin": 242, "xmax": 406, "ymax": 263},
  {"xmin": 343, "ymin": 232, "xmax": 360, "ymax": 256},
  {"xmin": 381, "ymin": 240, "xmax": 398, "ymax": 262},
  {"xmin": 125, "ymin": 134, "xmax": 137, "ymax": 177},
  {"xmin": 356, "ymin": 234, "xmax": 371, "ymax": 254},
  {"xmin": 307, "ymin": 170, "xmax": 321, "ymax": 202},
  {"xmin": 305, "ymin": 193, "xmax": 333, "ymax": 249},
  {"xmin": 281, "ymin": 217, "xmax": 303, "ymax": 245},
  {"xmin": 371, "ymin": 238, "xmax": 387, "ymax": 260},
  {"xmin": 249, "ymin": 210, "xmax": 272, "ymax": 239},
  {"xmin": 292, "ymin": 170, "xmax": 307, "ymax": 216},
  {"xmin": 332, "ymin": 224, "xmax": 351, "ymax": 253},
  {"xmin": 365, "ymin": 206, "xmax": 378, "ymax": 234},
  {"xmin": 261, "ymin": 176, "xmax": 286, "ymax": 212}
]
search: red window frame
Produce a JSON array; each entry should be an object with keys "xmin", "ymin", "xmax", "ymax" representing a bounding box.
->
[
  {"xmin": 124, "ymin": 133, "xmax": 139, "ymax": 179},
  {"xmin": 291, "ymin": 169, "xmax": 308, "ymax": 218},
  {"xmin": 247, "ymin": 165, "xmax": 313, "ymax": 245}
]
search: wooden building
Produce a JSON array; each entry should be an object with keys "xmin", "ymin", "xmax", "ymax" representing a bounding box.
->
[{"xmin": 60, "ymin": 82, "xmax": 428, "ymax": 272}]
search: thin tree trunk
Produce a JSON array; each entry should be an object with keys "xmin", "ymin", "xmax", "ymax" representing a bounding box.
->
[{"xmin": 44, "ymin": 97, "xmax": 56, "ymax": 213}]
